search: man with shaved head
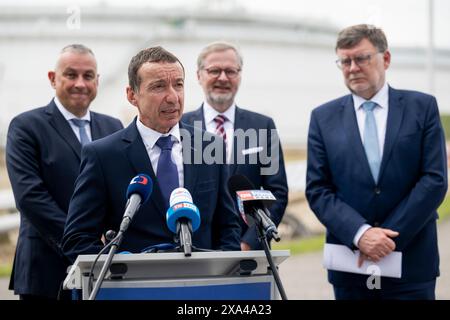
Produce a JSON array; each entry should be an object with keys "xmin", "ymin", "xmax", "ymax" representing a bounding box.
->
[{"xmin": 6, "ymin": 44, "xmax": 123, "ymax": 300}]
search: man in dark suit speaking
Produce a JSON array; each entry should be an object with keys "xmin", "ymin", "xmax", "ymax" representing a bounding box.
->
[
  {"xmin": 182, "ymin": 42, "xmax": 288, "ymax": 251},
  {"xmin": 306, "ymin": 24, "xmax": 447, "ymax": 299},
  {"xmin": 6, "ymin": 44, "xmax": 123, "ymax": 300},
  {"xmin": 62, "ymin": 46, "xmax": 240, "ymax": 263}
]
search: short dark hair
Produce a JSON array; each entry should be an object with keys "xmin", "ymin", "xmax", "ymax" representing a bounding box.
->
[
  {"xmin": 128, "ymin": 46, "xmax": 184, "ymax": 92},
  {"xmin": 335, "ymin": 24, "xmax": 388, "ymax": 53}
]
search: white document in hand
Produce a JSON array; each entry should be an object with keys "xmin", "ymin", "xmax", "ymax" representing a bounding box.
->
[{"xmin": 323, "ymin": 243, "xmax": 402, "ymax": 278}]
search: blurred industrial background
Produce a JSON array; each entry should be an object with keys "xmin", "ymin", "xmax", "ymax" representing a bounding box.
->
[{"xmin": 1, "ymin": 0, "xmax": 449, "ymax": 299}]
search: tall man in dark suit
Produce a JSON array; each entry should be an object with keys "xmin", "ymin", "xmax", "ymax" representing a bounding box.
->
[
  {"xmin": 183, "ymin": 42, "xmax": 288, "ymax": 251},
  {"xmin": 306, "ymin": 24, "xmax": 447, "ymax": 299},
  {"xmin": 6, "ymin": 44, "xmax": 123, "ymax": 300},
  {"xmin": 62, "ymin": 46, "xmax": 240, "ymax": 263}
]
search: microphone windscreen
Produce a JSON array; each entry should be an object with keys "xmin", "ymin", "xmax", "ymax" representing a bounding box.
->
[
  {"xmin": 227, "ymin": 175, "xmax": 266, "ymax": 227},
  {"xmin": 126, "ymin": 174, "xmax": 153, "ymax": 204},
  {"xmin": 166, "ymin": 187, "xmax": 200, "ymax": 233},
  {"xmin": 169, "ymin": 187, "xmax": 193, "ymax": 207}
]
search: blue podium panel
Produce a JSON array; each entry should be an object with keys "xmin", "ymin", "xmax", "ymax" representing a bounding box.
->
[
  {"xmin": 64, "ymin": 251, "xmax": 290, "ymax": 300},
  {"xmin": 96, "ymin": 281, "xmax": 272, "ymax": 300}
]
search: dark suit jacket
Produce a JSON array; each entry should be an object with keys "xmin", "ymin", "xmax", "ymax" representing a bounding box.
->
[
  {"xmin": 62, "ymin": 120, "xmax": 241, "ymax": 262},
  {"xmin": 306, "ymin": 87, "xmax": 447, "ymax": 287},
  {"xmin": 182, "ymin": 106, "xmax": 288, "ymax": 249},
  {"xmin": 6, "ymin": 99, "xmax": 123, "ymax": 298}
]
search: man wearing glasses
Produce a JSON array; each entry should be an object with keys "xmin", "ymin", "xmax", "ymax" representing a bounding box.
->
[
  {"xmin": 306, "ymin": 24, "xmax": 447, "ymax": 299},
  {"xmin": 182, "ymin": 41, "xmax": 288, "ymax": 251}
]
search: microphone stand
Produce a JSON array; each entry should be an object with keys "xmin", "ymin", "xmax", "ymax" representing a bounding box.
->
[
  {"xmin": 176, "ymin": 219, "xmax": 193, "ymax": 257},
  {"xmin": 256, "ymin": 223, "xmax": 288, "ymax": 300},
  {"xmin": 174, "ymin": 220, "xmax": 215, "ymax": 256},
  {"xmin": 88, "ymin": 230, "xmax": 124, "ymax": 300}
]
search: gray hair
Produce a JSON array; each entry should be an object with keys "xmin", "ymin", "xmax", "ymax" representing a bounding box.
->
[
  {"xmin": 55, "ymin": 44, "xmax": 96, "ymax": 70},
  {"xmin": 128, "ymin": 46, "xmax": 184, "ymax": 92},
  {"xmin": 335, "ymin": 24, "xmax": 388, "ymax": 53},
  {"xmin": 60, "ymin": 44, "xmax": 95, "ymax": 56},
  {"xmin": 197, "ymin": 41, "xmax": 243, "ymax": 70}
]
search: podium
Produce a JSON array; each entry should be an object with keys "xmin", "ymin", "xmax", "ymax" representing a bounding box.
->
[{"xmin": 63, "ymin": 250, "xmax": 289, "ymax": 300}]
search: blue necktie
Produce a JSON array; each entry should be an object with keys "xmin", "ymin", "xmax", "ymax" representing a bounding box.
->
[
  {"xmin": 362, "ymin": 101, "xmax": 381, "ymax": 183},
  {"xmin": 70, "ymin": 119, "xmax": 90, "ymax": 146},
  {"xmin": 156, "ymin": 135, "xmax": 179, "ymax": 206}
]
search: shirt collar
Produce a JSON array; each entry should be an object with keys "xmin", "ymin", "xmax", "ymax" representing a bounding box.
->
[
  {"xmin": 353, "ymin": 81, "xmax": 389, "ymax": 111},
  {"xmin": 136, "ymin": 118, "xmax": 181, "ymax": 150},
  {"xmin": 54, "ymin": 96, "xmax": 91, "ymax": 122},
  {"xmin": 203, "ymin": 101, "xmax": 236, "ymax": 125}
]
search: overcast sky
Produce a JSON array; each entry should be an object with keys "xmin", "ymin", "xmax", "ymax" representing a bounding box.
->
[{"xmin": 1, "ymin": 0, "xmax": 449, "ymax": 49}]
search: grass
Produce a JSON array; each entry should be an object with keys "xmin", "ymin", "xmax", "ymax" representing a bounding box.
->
[
  {"xmin": 440, "ymin": 114, "xmax": 450, "ymax": 140},
  {"xmin": 438, "ymin": 195, "xmax": 450, "ymax": 221},
  {"xmin": 0, "ymin": 264, "xmax": 12, "ymax": 278},
  {"xmin": 273, "ymin": 233, "xmax": 325, "ymax": 255}
]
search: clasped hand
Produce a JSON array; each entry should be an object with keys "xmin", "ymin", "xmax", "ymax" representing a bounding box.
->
[{"xmin": 357, "ymin": 227, "xmax": 399, "ymax": 267}]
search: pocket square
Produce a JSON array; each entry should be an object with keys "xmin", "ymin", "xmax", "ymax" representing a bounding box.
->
[{"xmin": 241, "ymin": 146, "xmax": 263, "ymax": 155}]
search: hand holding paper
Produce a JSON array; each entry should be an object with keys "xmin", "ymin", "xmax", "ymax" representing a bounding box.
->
[
  {"xmin": 358, "ymin": 227, "xmax": 399, "ymax": 266},
  {"xmin": 324, "ymin": 243, "xmax": 402, "ymax": 278}
]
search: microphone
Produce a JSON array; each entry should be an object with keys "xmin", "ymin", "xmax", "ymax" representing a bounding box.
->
[
  {"xmin": 119, "ymin": 174, "xmax": 153, "ymax": 233},
  {"xmin": 88, "ymin": 174, "xmax": 153, "ymax": 300},
  {"xmin": 227, "ymin": 175, "xmax": 280, "ymax": 242},
  {"xmin": 166, "ymin": 187, "xmax": 200, "ymax": 256}
]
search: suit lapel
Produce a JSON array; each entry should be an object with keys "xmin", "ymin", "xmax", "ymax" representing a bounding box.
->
[
  {"xmin": 341, "ymin": 95, "xmax": 375, "ymax": 182},
  {"xmin": 379, "ymin": 87, "xmax": 404, "ymax": 180},
  {"xmin": 123, "ymin": 120, "xmax": 166, "ymax": 215},
  {"xmin": 230, "ymin": 106, "xmax": 245, "ymax": 175},
  {"xmin": 180, "ymin": 122, "xmax": 198, "ymax": 194},
  {"xmin": 46, "ymin": 100, "xmax": 82, "ymax": 159},
  {"xmin": 195, "ymin": 105, "xmax": 207, "ymax": 131},
  {"xmin": 90, "ymin": 112, "xmax": 103, "ymax": 141}
]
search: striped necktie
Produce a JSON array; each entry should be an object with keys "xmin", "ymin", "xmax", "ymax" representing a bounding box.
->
[{"xmin": 214, "ymin": 114, "xmax": 227, "ymax": 144}]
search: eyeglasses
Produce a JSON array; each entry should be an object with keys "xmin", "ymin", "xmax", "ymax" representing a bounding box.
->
[
  {"xmin": 335, "ymin": 52, "xmax": 381, "ymax": 69},
  {"xmin": 202, "ymin": 67, "xmax": 241, "ymax": 79}
]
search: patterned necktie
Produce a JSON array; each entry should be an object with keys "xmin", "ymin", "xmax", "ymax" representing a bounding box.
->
[
  {"xmin": 362, "ymin": 101, "xmax": 381, "ymax": 183},
  {"xmin": 70, "ymin": 119, "xmax": 90, "ymax": 146},
  {"xmin": 156, "ymin": 135, "xmax": 179, "ymax": 206},
  {"xmin": 214, "ymin": 114, "xmax": 229, "ymax": 161},
  {"xmin": 214, "ymin": 114, "xmax": 228, "ymax": 144}
]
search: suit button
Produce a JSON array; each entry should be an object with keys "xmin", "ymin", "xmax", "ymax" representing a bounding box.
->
[
  {"xmin": 374, "ymin": 187, "xmax": 381, "ymax": 195},
  {"xmin": 373, "ymin": 222, "xmax": 380, "ymax": 227}
]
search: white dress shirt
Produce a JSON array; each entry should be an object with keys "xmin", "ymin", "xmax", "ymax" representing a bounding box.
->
[
  {"xmin": 54, "ymin": 96, "xmax": 92, "ymax": 142},
  {"xmin": 352, "ymin": 82, "xmax": 389, "ymax": 247},
  {"xmin": 136, "ymin": 119, "xmax": 184, "ymax": 188},
  {"xmin": 203, "ymin": 101, "xmax": 236, "ymax": 163}
]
